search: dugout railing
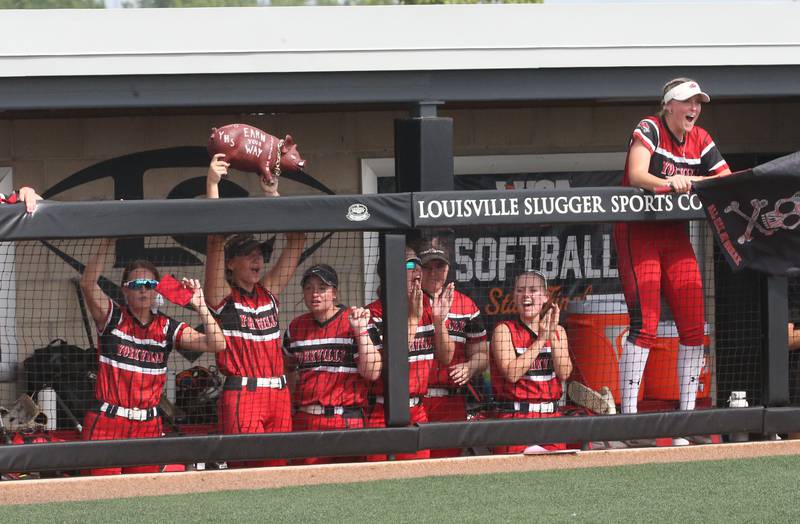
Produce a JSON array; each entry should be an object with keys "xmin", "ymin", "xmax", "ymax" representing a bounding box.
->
[{"xmin": 0, "ymin": 188, "xmax": 795, "ymax": 473}]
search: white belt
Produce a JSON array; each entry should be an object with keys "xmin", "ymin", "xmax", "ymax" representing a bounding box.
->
[
  {"xmin": 222, "ymin": 376, "xmax": 286, "ymax": 391},
  {"xmin": 513, "ymin": 401, "xmax": 555, "ymax": 414},
  {"xmin": 425, "ymin": 387, "xmax": 451, "ymax": 398},
  {"xmin": 374, "ymin": 396, "xmax": 421, "ymax": 407},
  {"xmin": 249, "ymin": 377, "xmax": 284, "ymax": 388},
  {"xmin": 100, "ymin": 402, "xmax": 158, "ymax": 422},
  {"xmin": 299, "ymin": 405, "xmax": 344, "ymax": 416}
]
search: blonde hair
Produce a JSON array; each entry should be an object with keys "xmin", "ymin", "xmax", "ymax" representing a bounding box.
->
[{"xmin": 658, "ymin": 77, "xmax": 695, "ymax": 116}]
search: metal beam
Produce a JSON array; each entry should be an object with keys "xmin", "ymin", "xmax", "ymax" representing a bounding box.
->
[{"xmin": 2, "ymin": 66, "xmax": 800, "ymax": 113}]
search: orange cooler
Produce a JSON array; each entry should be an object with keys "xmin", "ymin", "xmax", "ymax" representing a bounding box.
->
[
  {"xmin": 643, "ymin": 321, "xmax": 711, "ymax": 401},
  {"xmin": 565, "ymin": 297, "xmax": 643, "ymax": 404}
]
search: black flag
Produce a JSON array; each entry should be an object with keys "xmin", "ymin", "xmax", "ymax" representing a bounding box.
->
[{"xmin": 693, "ymin": 152, "xmax": 800, "ymax": 275}]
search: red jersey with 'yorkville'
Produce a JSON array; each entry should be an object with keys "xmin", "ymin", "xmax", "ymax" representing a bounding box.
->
[
  {"xmin": 491, "ymin": 318, "xmax": 561, "ymax": 403},
  {"xmin": 95, "ymin": 299, "xmax": 187, "ymax": 409},
  {"xmin": 283, "ymin": 306, "xmax": 369, "ymax": 407},
  {"xmin": 622, "ymin": 115, "xmax": 728, "ymax": 186},
  {"xmin": 211, "ymin": 283, "xmax": 283, "ymax": 378},
  {"xmin": 366, "ymin": 299, "xmax": 435, "ymax": 397},
  {"xmin": 426, "ymin": 289, "xmax": 486, "ymax": 387}
]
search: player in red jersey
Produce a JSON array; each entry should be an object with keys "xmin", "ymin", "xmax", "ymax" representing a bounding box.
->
[
  {"xmin": 490, "ymin": 270, "xmax": 572, "ymax": 454},
  {"xmin": 365, "ymin": 246, "xmax": 454, "ymax": 461},
  {"xmin": 1, "ymin": 186, "xmax": 42, "ymax": 213},
  {"xmin": 416, "ymin": 238, "xmax": 488, "ymax": 458},
  {"xmin": 205, "ymin": 154, "xmax": 305, "ymax": 466},
  {"xmin": 615, "ymin": 79, "xmax": 731, "ymax": 432},
  {"xmin": 80, "ymin": 238, "xmax": 226, "ymax": 475},
  {"xmin": 283, "ymin": 264, "xmax": 381, "ymax": 464}
]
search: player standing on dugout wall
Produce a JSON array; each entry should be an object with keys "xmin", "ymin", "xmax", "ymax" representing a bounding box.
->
[{"xmin": 614, "ymin": 78, "xmax": 730, "ymax": 443}]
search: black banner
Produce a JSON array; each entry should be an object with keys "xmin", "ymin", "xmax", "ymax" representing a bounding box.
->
[
  {"xmin": 410, "ymin": 172, "xmax": 705, "ymax": 328},
  {"xmin": 413, "ymin": 186, "xmax": 706, "ymax": 227},
  {"xmin": 0, "ymin": 193, "xmax": 413, "ymax": 241},
  {"xmin": 694, "ymin": 151, "xmax": 800, "ymax": 275}
]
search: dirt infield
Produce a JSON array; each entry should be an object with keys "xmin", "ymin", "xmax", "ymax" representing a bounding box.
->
[{"xmin": 3, "ymin": 440, "xmax": 800, "ymax": 506}]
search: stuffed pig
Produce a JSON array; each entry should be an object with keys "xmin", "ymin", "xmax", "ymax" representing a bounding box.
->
[{"xmin": 207, "ymin": 124, "xmax": 306, "ymax": 184}]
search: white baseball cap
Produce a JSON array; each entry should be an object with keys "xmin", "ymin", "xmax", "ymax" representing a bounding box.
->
[{"xmin": 663, "ymin": 81, "xmax": 710, "ymax": 104}]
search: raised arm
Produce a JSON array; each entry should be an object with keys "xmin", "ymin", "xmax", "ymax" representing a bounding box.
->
[
  {"xmin": 350, "ymin": 306, "xmax": 382, "ymax": 381},
  {"xmin": 175, "ymin": 278, "xmax": 226, "ymax": 353},
  {"xmin": 205, "ymin": 154, "xmax": 231, "ymax": 307},
  {"xmin": 79, "ymin": 238, "xmax": 113, "ymax": 330},
  {"xmin": 204, "ymin": 234, "xmax": 230, "ymax": 310},
  {"xmin": 550, "ymin": 307, "xmax": 572, "ymax": 381},
  {"xmin": 492, "ymin": 313, "xmax": 556, "ymax": 384},
  {"xmin": 408, "ymin": 279, "xmax": 423, "ymax": 345},
  {"xmin": 431, "ymin": 283, "xmax": 455, "ymax": 366},
  {"xmin": 261, "ymin": 232, "xmax": 306, "ymax": 297},
  {"xmin": 253, "ymin": 175, "xmax": 306, "ymax": 296}
]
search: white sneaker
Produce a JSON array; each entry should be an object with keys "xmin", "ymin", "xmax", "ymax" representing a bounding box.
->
[
  {"xmin": 672, "ymin": 437, "xmax": 691, "ymax": 446},
  {"xmin": 568, "ymin": 382, "xmax": 617, "ymax": 415},
  {"xmin": 523, "ymin": 445, "xmax": 550, "ymax": 455}
]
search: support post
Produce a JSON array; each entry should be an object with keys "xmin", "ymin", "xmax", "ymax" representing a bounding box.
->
[
  {"xmin": 394, "ymin": 101, "xmax": 454, "ymax": 193},
  {"xmin": 762, "ymin": 275, "xmax": 789, "ymax": 406},
  {"xmin": 382, "ymin": 233, "xmax": 410, "ymax": 427}
]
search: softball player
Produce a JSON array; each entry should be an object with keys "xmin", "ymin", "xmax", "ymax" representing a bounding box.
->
[
  {"xmin": 615, "ymin": 79, "xmax": 730, "ymax": 427},
  {"xmin": 365, "ymin": 247, "xmax": 454, "ymax": 461},
  {"xmin": 417, "ymin": 239, "xmax": 488, "ymax": 458},
  {"xmin": 490, "ymin": 270, "xmax": 572, "ymax": 454},
  {"xmin": 80, "ymin": 238, "xmax": 225, "ymax": 475},
  {"xmin": 205, "ymin": 154, "xmax": 306, "ymax": 467},
  {"xmin": 283, "ymin": 264, "xmax": 381, "ymax": 464}
]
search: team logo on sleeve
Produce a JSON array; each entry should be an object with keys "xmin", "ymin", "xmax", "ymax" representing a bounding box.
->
[{"xmin": 637, "ymin": 121, "xmax": 650, "ymax": 133}]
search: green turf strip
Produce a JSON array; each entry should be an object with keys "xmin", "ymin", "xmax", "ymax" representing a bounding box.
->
[{"xmin": 3, "ymin": 455, "xmax": 799, "ymax": 523}]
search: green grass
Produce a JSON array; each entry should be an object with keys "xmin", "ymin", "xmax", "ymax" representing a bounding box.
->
[{"xmin": 3, "ymin": 455, "xmax": 799, "ymax": 523}]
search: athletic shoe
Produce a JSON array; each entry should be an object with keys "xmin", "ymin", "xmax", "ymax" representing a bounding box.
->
[
  {"xmin": 522, "ymin": 444, "xmax": 550, "ymax": 455},
  {"xmin": 568, "ymin": 382, "xmax": 616, "ymax": 415}
]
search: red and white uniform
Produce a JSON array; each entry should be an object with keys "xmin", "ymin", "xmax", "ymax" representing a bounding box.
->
[
  {"xmin": 615, "ymin": 116, "xmax": 728, "ymax": 348},
  {"xmin": 81, "ymin": 299, "xmax": 187, "ymax": 475},
  {"xmin": 423, "ymin": 290, "xmax": 486, "ymax": 458},
  {"xmin": 283, "ymin": 306, "xmax": 368, "ymax": 432},
  {"xmin": 491, "ymin": 318, "xmax": 562, "ymax": 404},
  {"xmin": 364, "ymin": 299, "xmax": 435, "ymax": 461},
  {"xmin": 211, "ymin": 284, "xmax": 291, "ymax": 446},
  {"xmin": 491, "ymin": 317, "xmax": 564, "ymax": 454},
  {"xmin": 427, "ymin": 290, "xmax": 486, "ymax": 392}
]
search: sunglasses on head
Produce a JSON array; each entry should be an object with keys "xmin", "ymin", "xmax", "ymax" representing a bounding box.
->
[
  {"xmin": 405, "ymin": 257, "xmax": 422, "ymax": 270},
  {"xmin": 123, "ymin": 279, "xmax": 159, "ymax": 290}
]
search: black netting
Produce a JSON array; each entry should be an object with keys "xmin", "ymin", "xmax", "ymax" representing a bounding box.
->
[
  {"xmin": 0, "ymin": 213, "xmax": 783, "ymax": 472},
  {"xmin": 789, "ymin": 275, "xmax": 800, "ymax": 405}
]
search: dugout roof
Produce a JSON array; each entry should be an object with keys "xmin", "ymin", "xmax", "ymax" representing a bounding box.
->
[{"xmin": 1, "ymin": 3, "xmax": 800, "ymax": 112}]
